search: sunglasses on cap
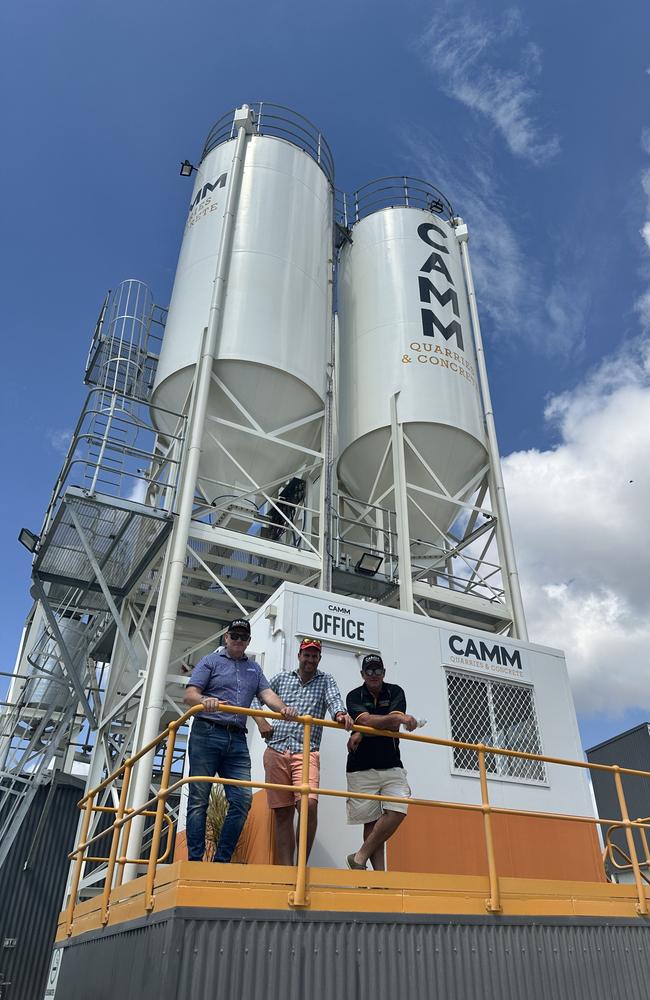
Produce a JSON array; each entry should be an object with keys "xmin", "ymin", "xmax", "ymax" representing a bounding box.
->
[
  {"xmin": 363, "ymin": 666, "xmax": 384, "ymax": 677},
  {"xmin": 299, "ymin": 637, "xmax": 322, "ymax": 650}
]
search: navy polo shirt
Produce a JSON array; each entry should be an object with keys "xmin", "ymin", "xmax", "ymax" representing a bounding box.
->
[{"xmin": 346, "ymin": 682, "xmax": 407, "ymax": 772}]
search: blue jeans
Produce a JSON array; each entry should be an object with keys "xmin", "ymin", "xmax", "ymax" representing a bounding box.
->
[{"xmin": 186, "ymin": 719, "xmax": 252, "ymax": 862}]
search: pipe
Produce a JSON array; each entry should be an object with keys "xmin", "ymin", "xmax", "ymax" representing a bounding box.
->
[
  {"xmin": 124, "ymin": 106, "xmax": 255, "ymax": 872},
  {"xmin": 454, "ymin": 220, "xmax": 528, "ymax": 640}
]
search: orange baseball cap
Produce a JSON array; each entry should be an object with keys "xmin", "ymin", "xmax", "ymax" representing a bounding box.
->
[{"xmin": 299, "ymin": 637, "xmax": 322, "ymax": 650}]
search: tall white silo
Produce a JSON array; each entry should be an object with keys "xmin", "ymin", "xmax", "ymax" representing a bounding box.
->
[
  {"xmin": 337, "ymin": 181, "xmax": 487, "ymax": 538},
  {"xmin": 151, "ymin": 104, "xmax": 334, "ymax": 501}
]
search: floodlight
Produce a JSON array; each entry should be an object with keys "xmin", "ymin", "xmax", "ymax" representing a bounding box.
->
[
  {"xmin": 18, "ymin": 528, "xmax": 40, "ymax": 553},
  {"xmin": 354, "ymin": 552, "xmax": 383, "ymax": 577},
  {"xmin": 180, "ymin": 159, "xmax": 196, "ymax": 177}
]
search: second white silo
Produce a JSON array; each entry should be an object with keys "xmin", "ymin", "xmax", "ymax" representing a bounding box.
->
[
  {"xmin": 337, "ymin": 179, "xmax": 488, "ymax": 541},
  {"xmin": 151, "ymin": 104, "xmax": 334, "ymax": 501}
]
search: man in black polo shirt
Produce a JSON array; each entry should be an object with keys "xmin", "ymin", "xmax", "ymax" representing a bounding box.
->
[{"xmin": 345, "ymin": 653, "xmax": 417, "ymax": 871}]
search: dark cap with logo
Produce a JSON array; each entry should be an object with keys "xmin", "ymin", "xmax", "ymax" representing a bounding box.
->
[
  {"xmin": 362, "ymin": 653, "xmax": 384, "ymax": 671},
  {"xmin": 299, "ymin": 637, "xmax": 322, "ymax": 651},
  {"xmin": 227, "ymin": 618, "xmax": 251, "ymax": 636}
]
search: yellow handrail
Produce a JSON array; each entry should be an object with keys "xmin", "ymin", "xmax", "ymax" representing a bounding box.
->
[{"xmin": 65, "ymin": 703, "xmax": 650, "ymax": 934}]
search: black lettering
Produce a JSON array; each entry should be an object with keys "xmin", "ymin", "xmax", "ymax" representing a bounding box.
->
[
  {"xmin": 418, "ymin": 276, "xmax": 460, "ymax": 317},
  {"xmin": 465, "ymin": 639, "xmax": 479, "ymax": 659},
  {"xmin": 332, "ymin": 617, "xmax": 341, "ymax": 635},
  {"xmin": 313, "ymin": 612, "xmax": 323, "ymax": 632},
  {"xmin": 421, "ymin": 309, "xmax": 464, "ymax": 350},
  {"xmin": 419, "ymin": 252, "xmax": 452, "ymax": 282},
  {"xmin": 357, "ymin": 622, "xmax": 365, "ymax": 641},
  {"xmin": 417, "ymin": 222, "xmax": 449, "ymax": 251},
  {"xmin": 324, "ymin": 614, "xmax": 333, "ymax": 633},
  {"xmin": 479, "ymin": 641, "xmax": 501, "ymax": 664},
  {"xmin": 346, "ymin": 620, "xmax": 356, "ymax": 639},
  {"xmin": 501, "ymin": 648, "xmax": 522, "ymax": 669},
  {"xmin": 189, "ymin": 172, "xmax": 228, "ymax": 211},
  {"xmin": 449, "ymin": 635, "xmax": 464, "ymax": 654}
]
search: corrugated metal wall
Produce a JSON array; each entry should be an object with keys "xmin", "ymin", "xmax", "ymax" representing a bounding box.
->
[
  {"xmin": 54, "ymin": 909, "xmax": 650, "ymax": 1000},
  {"xmin": 0, "ymin": 773, "xmax": 83, "ymax": 1000},
  {"xmin": 587, "ymin": 724, "xmax": 650, "ymax": 860}
]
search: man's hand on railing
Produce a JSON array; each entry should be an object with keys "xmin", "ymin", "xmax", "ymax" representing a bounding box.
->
[
  {"xmin": 281, "ymin": 704, "xmax": 299, "ymax": 720},
  {"xmin": 335, "ymin": 712, "xmax": 354, "ymax": 731},
  {"xmin": 202, "ymin": 697, "xmax": 220, "ymax": 714},
  {"xmin": 401, "ymin": 714, "xmax": 418, "ymax": 732}
]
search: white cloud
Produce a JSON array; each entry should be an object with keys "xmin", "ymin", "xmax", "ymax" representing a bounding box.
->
[
  {"xmin": 418, "ymin": 5, "xmax": 559, "ymax": 165},
  {"xmin": 46, "ymin": 428, "xmax": 72, "ymax": 455},
  {"xmin": 503, "ymin": 339, "xmax": 650, "ymax": 713},
  {"xmin": 401, "ymin": 129, "xmax": 588, "ymax": 353}
]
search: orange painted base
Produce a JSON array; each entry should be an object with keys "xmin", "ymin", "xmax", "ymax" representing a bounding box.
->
[
  {"xmin": 387, "ymin": 805, "xmax": 606, "ymax": 882},
  {"xmin": 57, "ymin": 860, "xmax": 645, "ymax": 943}
]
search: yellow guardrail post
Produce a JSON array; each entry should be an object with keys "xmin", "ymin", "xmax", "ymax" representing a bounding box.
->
[
  {"xmin": 115, "ymin": 808, "xmax": 134, "ymax": 888},
  {"xmin": 66, "ymin": 794, "xmax": 94, "ymax": 936},
  {"xmin": 145, "ymin": 717, "xmax": 179, "ymax": 912},
  {"xmin": 613, "ymin": 767, "xmax": 648, "ymax": 914},
  {"xmin": 477, "ymin": 747, "xmax": 501, "ymax": 913},
  {"xmin": 289, "ymin": 717, "xmax": 312, "ymax": 908},
  {"xmin": 101, "ymin": 763, "xmax": 132, "ymax": 925}
]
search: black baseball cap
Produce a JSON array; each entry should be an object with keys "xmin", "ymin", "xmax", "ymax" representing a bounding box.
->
[
  {"xmin": 227, "ymin": 618, "xmax": 251, "ymax": 636},
  {"xmin": 362, "ymin": 654, "xmax": 384, "ymax": 671}
]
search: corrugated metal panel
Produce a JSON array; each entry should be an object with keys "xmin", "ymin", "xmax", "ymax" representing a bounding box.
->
[
  {"xmin": 587, "ymin": 725, "xmax": 650, "ymax": 859},
  {"xmin": 55, "ymin": 910, "xmax": 650, "ymax": 1000},
  {"xmin": 0, "ymin": 773, "xmax": 83, "ymax": 1000}
]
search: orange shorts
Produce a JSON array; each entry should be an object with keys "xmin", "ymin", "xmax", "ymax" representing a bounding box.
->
[{"xmin": 263, "ymin": 747, "xmax": 320, "ymax": 808}]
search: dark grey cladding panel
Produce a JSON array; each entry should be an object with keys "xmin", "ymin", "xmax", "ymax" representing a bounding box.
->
[
  {"xmin": 0, "ymin": 774, "xmax": 83, "ymax": 1000},
  {"xmin": 587, "ymin": 724, "xmax": 650, "ymax": 860},
  {"xmin": 55, "ymin": 910, "xmax": 650, "ymax": 1000}
]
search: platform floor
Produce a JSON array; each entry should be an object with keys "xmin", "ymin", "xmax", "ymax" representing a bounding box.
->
[{"xmin": 58, "ymin": 861, "xmax": 648, "ymax": 940}]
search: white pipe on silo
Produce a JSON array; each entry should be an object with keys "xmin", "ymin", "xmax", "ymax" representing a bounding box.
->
[
  {"xmin": 124, "ymin": 107, "xmax": 256, "ymax": 871},
  {"xmin": 319, "ymin": 260, "xmax": 336, "ymax": 592},
  {"xmin": 390, "ymin": 392, "xmax": 414, "ymax": 613},
  {"xmin": 454, "ymin": 220, "xmax": 528, "ymax": 641}
]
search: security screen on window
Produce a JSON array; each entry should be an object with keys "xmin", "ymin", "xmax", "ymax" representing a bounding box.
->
[{"xmin": 446, "ymin": 670, "xmax": 546, "ymax": 782}]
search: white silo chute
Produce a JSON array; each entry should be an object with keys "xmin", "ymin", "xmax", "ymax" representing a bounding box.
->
[{"xmin": 151, "ymin": 104, "xmax": 335, "ymax": 505}]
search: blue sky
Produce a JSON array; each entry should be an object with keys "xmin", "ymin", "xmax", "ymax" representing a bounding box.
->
[{"xmin": 1, "ymin": 0, "xmax": 649, "ymax": 751}]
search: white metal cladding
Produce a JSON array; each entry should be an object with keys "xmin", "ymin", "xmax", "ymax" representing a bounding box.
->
[
  {"xmin": 337, "ymin": 207, "xmax": 488, "ymax": 533},
  {"xmin": 151, "ymin": 134, "xmax": 332, "ymax": 492}
]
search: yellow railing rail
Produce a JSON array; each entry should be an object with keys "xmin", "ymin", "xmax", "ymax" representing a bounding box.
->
[{"xmin": 65, "ymin": 704, "xmax": 650, "ymax": 934}]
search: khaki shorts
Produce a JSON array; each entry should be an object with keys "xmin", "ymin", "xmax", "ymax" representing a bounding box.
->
[
  {"xmin": 346, "ymin": 767, "xmax": 411, "ymax": 824},
  {"xmin": 263, "ymin": 747, "xmax": 320, "ymax": 808}
]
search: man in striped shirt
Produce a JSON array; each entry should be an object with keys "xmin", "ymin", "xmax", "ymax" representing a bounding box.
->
[{"xmin": 255, "ymin": 638, "xmax": 352, "ymax": 865}]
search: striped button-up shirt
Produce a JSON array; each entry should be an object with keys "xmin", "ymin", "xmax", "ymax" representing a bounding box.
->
[{"xmin": 257, "ymin": 670, "xmax": 345, "ymax": 752}]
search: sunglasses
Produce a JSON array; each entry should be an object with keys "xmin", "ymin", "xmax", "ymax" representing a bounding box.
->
[
  {"xmin": 229, "ymin": 631, "xmax": 249, "ymax": 641},
  {"xmin": 363, "ymin": 667, "xmax": 384, "ymax": 677}
]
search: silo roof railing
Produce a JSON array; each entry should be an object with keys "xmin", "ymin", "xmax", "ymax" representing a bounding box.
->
[
  {"xmin": 337, "ymin": 176, "xmax": 455, "ymax": 228},
  {"xmin": 201, "ymin": 102, "xmax": 335, "ymax": 185}
]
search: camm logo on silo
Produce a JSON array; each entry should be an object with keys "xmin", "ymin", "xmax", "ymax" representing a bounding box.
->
[
  {"xmin": 417, "ymin": 223, "xmax": 464, "ymax": 351},
  {"xmin": 188, "ymin": 172, "xmax": 228, "ymax": 212}
]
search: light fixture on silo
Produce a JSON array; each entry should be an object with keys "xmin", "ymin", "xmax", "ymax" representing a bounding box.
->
[
  {"xmin": 354, "ymin": 552, "xmax": 383, "ymax": 577},
  {"xmin": 180, "ymin": 160, "xmax": 196, "ymax": 177},
  {"xmin": 18, "ymin": 528, "xmax": 40, "ymax": 553}
]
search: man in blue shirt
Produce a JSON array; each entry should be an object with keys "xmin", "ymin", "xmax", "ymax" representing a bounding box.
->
[
  {"xmin": 255, "ymin": 638, "xmax": 352, "ymax": 865},
  {"xmin": 184, "ymin": 617, "xmax": 297, "ymax": 862}
]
